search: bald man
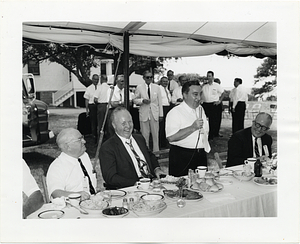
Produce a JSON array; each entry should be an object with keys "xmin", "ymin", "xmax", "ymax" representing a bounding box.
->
[
  {"xmin": 46, "ymin": 128, "xmax": 97, "ymax": 200},
  {"xmin": 227, "ymin": 112, "xmax": 273, "ymax": 167}
]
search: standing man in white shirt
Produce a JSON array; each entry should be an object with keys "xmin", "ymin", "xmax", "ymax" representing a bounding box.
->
[
  {"xmin": 166, "ymin": 80, "xmax": 210, "ymax": 177},
  {"xmin": 158, "ymin": 76, "xmax": 171, "ymax": 148},
  {"xmin": 201, "ymin": 71, "xmax": 225, "ymax": 140},
  {"xmin": 84, "ymin": 74, "xmax": 100, "ymax": 143},
  {"xmin": 94, "ymin": 75, "xmax": 111, "ymax": 140},
  {"xmin": 134, "ymin": 70, "xmax": 163, "ymax": 152},
  {"xmin": 171, "ymin": 75, "xmax": 188, "ymax": 106},
  {"xmin": 167, "ymin": 70, "xmax": 179, "ymax": 95},
  {"xmin": 231, "ymin": 78, "xmax": 249, "ymax": 133}
]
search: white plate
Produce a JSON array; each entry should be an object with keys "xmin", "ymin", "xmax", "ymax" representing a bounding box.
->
[
  {"xmin": 38, "ymin": 210, "xmax": 65, "ymax": 219},
  {"xmin": 163, "ymin": 189, "xmax": 203, "ymax": 201},
  {"xmin": 253, "ymin": 176, "xmax": 277, "ymax": 186},
  {"xmin": 110, "ymin": 190, "xmax": 127, "ymax": 199},
  {"xmin": 102, "ymin": 207, "xmax": 129, "ymax": 218},
  {"xmin": 191, "ymin": 184, "xmax": 223, "ymax": 193}
]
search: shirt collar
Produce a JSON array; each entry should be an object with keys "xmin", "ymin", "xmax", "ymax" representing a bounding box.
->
[
  {"xmin": 116, "ymin": 133, "xmax": 133, "ymax": 144},
  {"xmin": 182, "ymin": 101, "xmax": 199, "ymax": 113}
]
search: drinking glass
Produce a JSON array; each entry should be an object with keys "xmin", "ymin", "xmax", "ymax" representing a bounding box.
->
[
  {"xmin": 102, "ymin": 190, "xmax": 112, "ymax": 206},
  {"xmin": 176, "ymin": 187, "xmax": 186, "ymax": 208}
]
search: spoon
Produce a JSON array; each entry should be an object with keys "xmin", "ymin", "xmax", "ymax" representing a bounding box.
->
[{"xmin": 65, "ymin": 199, "xmax": 89, "ymax": 215}]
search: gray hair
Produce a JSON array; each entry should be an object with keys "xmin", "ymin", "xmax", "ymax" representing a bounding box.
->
[{"xmin": 56, "ymin": 128, "xmax": 78, "ymax": 149}]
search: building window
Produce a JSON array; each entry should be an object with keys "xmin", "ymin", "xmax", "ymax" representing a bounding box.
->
[{"xmin": 28, "ymin": 60, "xmax": 40, "ymax": 75}]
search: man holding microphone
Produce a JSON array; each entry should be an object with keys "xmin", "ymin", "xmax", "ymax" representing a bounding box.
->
[{"xmin": 166, "ymin": 80, "xmax": 210, "ymax": 177}]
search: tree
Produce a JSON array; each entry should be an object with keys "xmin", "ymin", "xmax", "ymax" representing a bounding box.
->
[{"xmin": 23, "ymin": 41, "xmax": 169, "ymax": 87}]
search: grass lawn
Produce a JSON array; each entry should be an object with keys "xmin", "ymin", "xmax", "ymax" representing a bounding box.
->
[{"xmin": 23, "ymin": 104, "xmax": 277, "ymax": 200}]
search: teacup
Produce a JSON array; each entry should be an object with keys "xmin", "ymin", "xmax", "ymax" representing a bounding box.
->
[
  {"xmin": 68, "ymin": 193, "xmax": 81, "ymax": 206},
  {"xmin": 152, "ymin": 178, "xmax": 162, "ymax": 192},
  {"xmin": 195, "ymin": 166, "xmax": 207, "ymax": 178},
  {"xmin": 137, "ymin": 178, "xmax": 151, "ymax": 190},
  {"xmin": 247, "ymin": 158, "xmax": 256, "ymax": 172}
]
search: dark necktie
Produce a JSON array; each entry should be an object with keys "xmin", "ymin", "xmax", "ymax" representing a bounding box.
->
[
  {"xmin": 126, "ymin": 139, "xmax": 152, "ymax": 178},
  {"xmin": 78, "ymin": 158, "xmax": 96, "ymax": 194},
  {"xmin": 164, "ymin": 87, "xmax": 170, "ymax": 104},
  {"xmin": 147, "ymin": 85, "xmax": 151, "ymax": 100},
  {"xmin": 254, "ymin": 138, "xmax": 260, "ymax": 157}
]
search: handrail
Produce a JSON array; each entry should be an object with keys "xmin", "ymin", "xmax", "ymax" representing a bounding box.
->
[{"xmin": 53, "ymin": 82, "xmax": 73, "ymax": 102}]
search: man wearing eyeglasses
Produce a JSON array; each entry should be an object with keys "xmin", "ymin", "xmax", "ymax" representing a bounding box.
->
[
  {"xmin": 46, "ymin": 128, "xmax": 97, "ymax": 201},
  {"xmin": 133, "ymin": 70, "xmax": 163, "ymax": 152},
  {"xmin": 227, "ymin": 112, "xmax": 273, "ymax": 167},
  {"xmin": 167, "ymin": 70, "xmax": 179, "ymax": 95}
]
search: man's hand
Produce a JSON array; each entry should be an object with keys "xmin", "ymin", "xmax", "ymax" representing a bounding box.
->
[
  {"xmin": 86, "ymin": 111, "xmax": 89, "ymax": 117},
  {"xmin": 142, "ymin": 99, "xmax": 151, "ymax": 104},
  {"xmin": 79, "ymin": 191, "xmax": 91, "ymax": 201},
  {"xmin": 213, "ymin": 100, "xmax": 221, "ymax": 105},
  {"xmin": 154, "ymin": 167, "xmax": 166, "ymax": 179},
  {"xmin": 191, "ymin": 118, "xmax": 204, "ymax": 131}
]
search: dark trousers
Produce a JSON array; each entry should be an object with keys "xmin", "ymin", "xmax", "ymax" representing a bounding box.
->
[
  {"xmin": 202, "ymin": 102, "xmax": 222, "ymax": 139},
  {"xmin": 97, "ymin": 103, "xmax": 109, "ymax": 140},
  {"xmin": 232, "ymin": 101, "xmax": 246, "ymax": 133},
  {"xmin": 88, "ymin": 104, "xmax": 98, "ymax": 138},
  {"xmin": 216, "ymin": 101, "xmax": 223, "ymax": 135},
  {"xmin": 169, "ymin": 145, "xmax": 207, "ymax": 177},
  {"xmin": 159, "ymin": 105, "xmax": 171, "ymax": 148}
]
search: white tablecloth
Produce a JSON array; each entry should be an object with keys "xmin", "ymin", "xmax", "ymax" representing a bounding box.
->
[{"xmin": 28, "ymin": 165, "xmax": 277, "ymax": 219}]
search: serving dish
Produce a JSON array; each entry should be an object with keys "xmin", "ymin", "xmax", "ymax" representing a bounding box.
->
[
  {"xmin": 253, "ymin": 176, "xmax": 277, "ymax": 186},
  {"xmin": 191, "ymin": 183, "xmax": 223, "ymax": 193},
  {"xmin": 102, "ymin": 207, "xmax": 129, "ymax": 218},
  {"xmin": 233, "ymin": 170, "xmax": 255, "ymax": 181},
  {"xmin": 38, "ymin": 210, "xmax": 65, "ymax": 219},
  {"xmin": 163, "ymin": 189, "xmax": 203, "ymax": 201},
  {"xmin": 80, "ymin": 199, "xmax": 109, "ymax": 211},
  {"xmin": 132, "ymin": 201, "xmax": 167, "ymax": 217}
]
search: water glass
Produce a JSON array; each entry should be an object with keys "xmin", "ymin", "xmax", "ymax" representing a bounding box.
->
[{"xmin": 102, "ymin": 190, "xmax": 112, "ymax": 206}]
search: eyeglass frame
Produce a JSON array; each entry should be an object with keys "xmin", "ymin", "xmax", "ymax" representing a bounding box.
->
[
  {"xmin": 253, "ymin": 121, "xmax": 270, "ymax": 131},
  {"xmin": 144, "ymin": 76, "xmax": 153, "ymax": 79},
  {"xmin": 66, "ymin": 135, "xmax": 85, "ymax": 144}
]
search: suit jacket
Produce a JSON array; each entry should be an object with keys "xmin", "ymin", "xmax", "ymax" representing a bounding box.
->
[
  {"xmin": 227, "ymin": 127, "xmax": 272, "ymax": 167},
  {"xmin": 99, "ymin": 133, "xmax": 160, "ymax": 189},
  {"xmin": 133, "ymin": 83, "xmax": 163, "ymax": 122}
]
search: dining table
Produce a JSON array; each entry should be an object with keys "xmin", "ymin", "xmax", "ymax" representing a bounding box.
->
[{"xmin": 27, "ymin": 165, "xmax": 277, "ymax": 219}]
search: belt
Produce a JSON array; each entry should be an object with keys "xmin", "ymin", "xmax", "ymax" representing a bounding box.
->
[
  {"xmin": 97, "ymin": 103, "xmax": 108, "ymax": 105},
  {"xmin": 170, "ymin": 145, "xmax": 204, "ymax": 152}
]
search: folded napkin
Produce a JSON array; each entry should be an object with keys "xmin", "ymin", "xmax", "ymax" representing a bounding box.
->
[
  {"xmin": 205, "ymin": 193, "xmax": 235, "ymax": 203},
  {"xmin": 51, "ymin": 197, "xmax": 66, "ymax": 210}
]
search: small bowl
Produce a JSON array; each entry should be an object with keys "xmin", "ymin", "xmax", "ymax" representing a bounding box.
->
[
  {"xmin": 233, "ymin": 170, "xmax": 255, "ymax": 181},
  {"xmin": 141, "ymin": 193, "xmax": 164, "ymax": 201}
]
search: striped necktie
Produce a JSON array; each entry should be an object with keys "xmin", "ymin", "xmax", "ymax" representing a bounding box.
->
[
  {"xmin": 78, "ymin": 158, "xmax": 96, "ymax": 194},
  {"xmin": 126, "ymin": 139, "xmax": 152, "ymax": 178},
  {"xmin": 254, "ymin": 138, "xmax": 260, "ymax": 157}
]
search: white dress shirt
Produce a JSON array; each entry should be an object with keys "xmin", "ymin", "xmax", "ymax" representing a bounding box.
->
[
  {"xmin": 232, "ymin": 84, "xmax": 249, "ymax": 108},
  {"xmin": 171, "ymin": 86, "xmax": 183, "ymax": 105},
  {"xmin": 23, "ymin": 159, "xmax": 40, "ymax": 198},
  {"xmin": 166, "ymin": 101, "xmax": 211, "ymax": 152},
  {"xmin": 84, "ymin": 84, "xmax": 100, "ymax": 104},
  {"xmin": 201, "ymin": 82, "xmax": 224, "ymax": 103},
  {"xmin": 116, "ymin": 134, "xmax": 147, "ymax": 178},
  {"xmin": 159, "ymin": 85, "xmax": 171, "ymax": 106},
  {"xmin": 46, "ymin": 152, "xmax": 96, "ymax": 198},
  {"xmin": 94, "ymin": 83, "xmax": 111, "ymax": 103}
]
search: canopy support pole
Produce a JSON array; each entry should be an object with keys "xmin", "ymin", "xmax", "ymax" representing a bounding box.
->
[{"xmin": 123, "ymin": 31, "xmax": 130, "ymax": 110}]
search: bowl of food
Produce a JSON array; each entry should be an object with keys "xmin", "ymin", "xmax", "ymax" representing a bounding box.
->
[
  {"xmin": 102, "ymin": 206, "xmax": 129, "ymax": 218},
  {"xmin": 131, "ymin": 201, "xmax": 167, "ymax": 217},
  {"xmin": 141, "ymin": 194, "xmax": 164, "ymax": 208},
  {"xmin": 80, "ymin": 194, "xmax": 109, "ymax": 213},
  {"xmin": 233, "ymin": 170, "xmax": 255, "ymax": 181}
]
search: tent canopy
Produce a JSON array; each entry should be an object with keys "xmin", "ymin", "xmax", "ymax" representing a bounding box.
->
[{"xmin": 23, "ymin": 21, "xmax": 276, "ymax": 58}]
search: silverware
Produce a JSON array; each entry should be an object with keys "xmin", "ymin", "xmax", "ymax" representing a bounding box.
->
[{"xmin": 65, "ymin": 199, "xmax": 89, "ymax": 215}]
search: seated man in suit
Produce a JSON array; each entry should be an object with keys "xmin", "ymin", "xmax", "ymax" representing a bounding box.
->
[
  {"xmin": 227, "ymin": 112, "xmax": 273, "ymax": 167},
  {"xmin": 99, "ymin": 106, "xmax": 165, "ymax": 189}
]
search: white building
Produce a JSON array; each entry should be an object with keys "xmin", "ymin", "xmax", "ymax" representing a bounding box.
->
[{"xmin": 22, "ymin": 59, "xmax": 143, "ymax": 107}]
